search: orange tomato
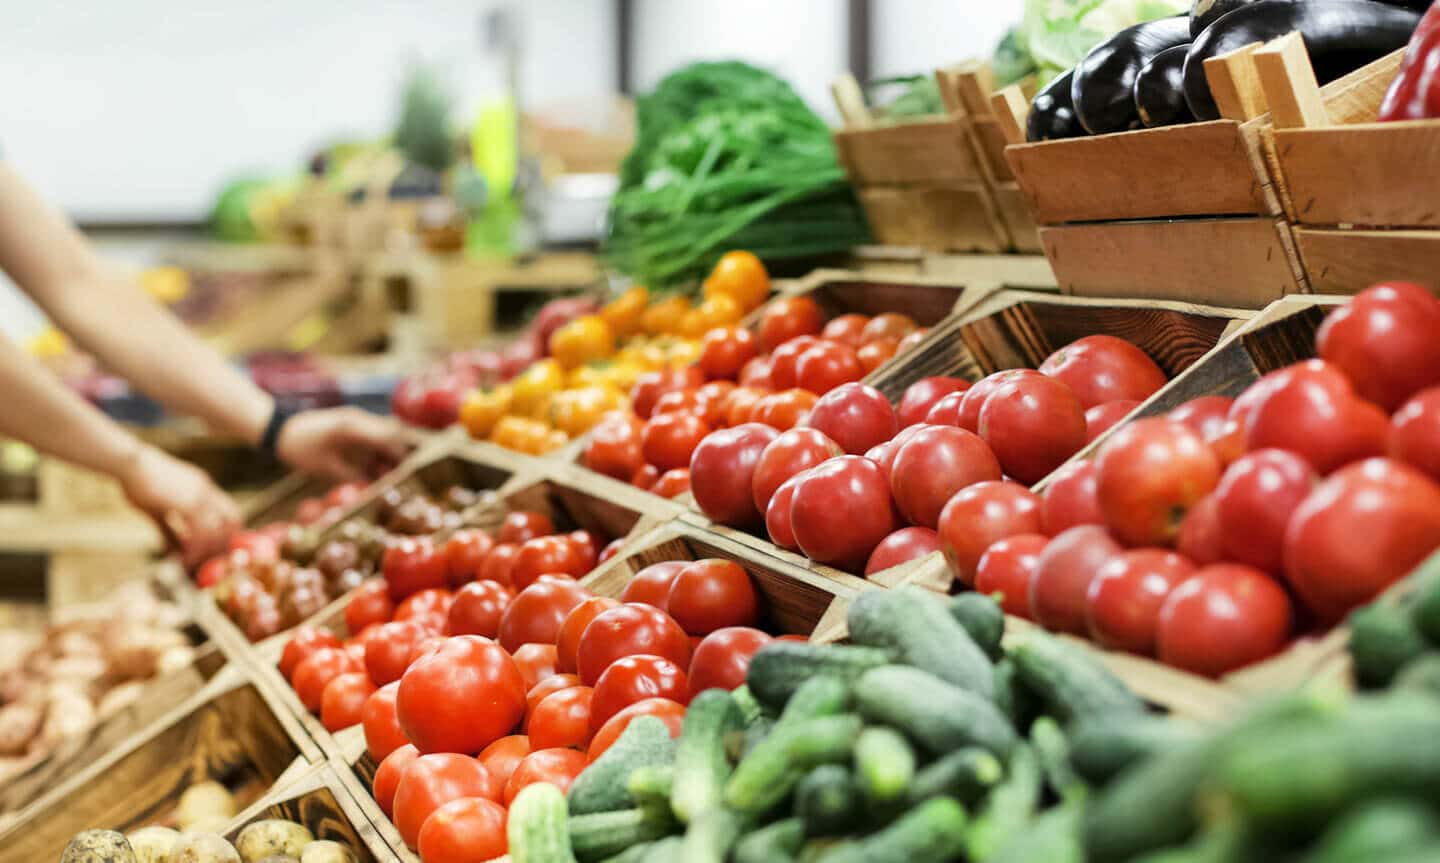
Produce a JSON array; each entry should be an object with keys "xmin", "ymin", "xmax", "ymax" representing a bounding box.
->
[
  {"xmin": 698, "ymin": 326, "xmax": 759, "ymax": 381},
  {"xmin": 550, "ymin": 315, "xmax": 616, "ymax": 370},
  {"xmin": 551, "ymin": 386, "xmax": 623, "ymax": 437},
  {"xmin": 642, "ymin": 295, "xmax": 691, "ymax": 336},
  {"xmin": 511, "ymin": 359, "xmax": 565, "ymax": 416},
  {"xmin": 600, "ymin": 286, "xmax": 648, "ymax": 340},
  {"xmin": 757, "ymin": 296, "xmax": 825, "ymax": 353},
  {"xmin": 681, "ymin": 295, "xmax": 744, "ymax": 339},
  {"xmin": 705, "ymin": 250, "xmax": 770, "ymax": 312},
  {"xmin": 752, "ymin": 389, "xmax": 818, "ymax": 431},
  {"xmin": 722, "ymin": 386, "xmax": 771, "ymax": 427},
  {"xmin": 491, "ymin": 416, "xmax": 552, "ymax": 454},
  {"xmin": 858, "ymin": 337, "xmax": 900, "ymax": 373},
  {"xmin": 459, "ymin": 386, "xmax": 512, "ymax": 439}
]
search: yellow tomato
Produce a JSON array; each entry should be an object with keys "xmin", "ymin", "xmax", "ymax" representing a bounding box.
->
[
  {"xmin": 642, "ymin": 294, "xmax": 691, "ymax": 336},
  {"xmin": 511, "ymin": 358, "xmax": 565, "ymax": 416},
  {"xmin": 567, "ymin": 363, "xmax": 610, "ymax": 389},
  {"xmin": 549, "ymin": 314, "xmax": 616, "ymax": 370},
  {"xmin": 679, "ymin": 294, "xmax": 744, "ymax": 339},
  {"xmin": 458, "ymin": 386, "xmax": 512, "ymax": 440},
  {"xmin": 541, "ymin": 429, "xmax": 571, "ymax": 454},
  {"xmin": 705, "ymin": 250, "xmax": 770, "ymax": 312},
  {"xmin": 601, "ymin": 360, "xmax": 644, "ymax": 393},
  {"xmin": 551, "ymin": 385, "xmax": 621, "ymax": 437},
  {"xmin": 600, "ymin": 286, "xmax": 648, "ymax": 341},
  {"xmin": 665, "ymin": 339, "xmax": 702, "ymax": 368},
  {"xmin": 490, "ymin": 416, "xmax": 550, "ymax": 453}
]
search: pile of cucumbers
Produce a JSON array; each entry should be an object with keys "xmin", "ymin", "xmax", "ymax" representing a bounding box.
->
[{"xmin": 1347, "ymin": 550, "xmax": 1440, "ymax": 693}]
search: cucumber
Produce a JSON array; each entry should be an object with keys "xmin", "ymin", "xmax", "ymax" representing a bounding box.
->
[
  {"xmin": 854, "ymin": 726, "xmax": 916, "ymax": 803},
  {"xmin": 950, "ymin": 591, "xmax": 1006, "ymax": 660},
  {"xmin": 1350, "ymin": 602, "xmax": 1428, "ymax": 688},
  {"xmin": 510, "ymin": 782, "xmax": 579, "ymax": 863},
  {"xmin": 847, "ymin": 586, "xmax": 994, "ymax": 698},
  {"xmin": 679, "ymin": 807, "xmax": 748, "ymax": 863},
  {"xmin": 1030, "ymin": 716, "xmax": 1085, "ymax": 803},
  {"xmin": 737, "ymin": 716, "xmax": 774, "ymax": 760},
  {"xmin": 795, "ymin": 764, "xmax": 863, "ymax": 836},
  {"xmin": 968, "ymin": 743, "xmax": 1042, "ymax": 862},
  {"xmin": 1304, "ymin": 797, "xmax": 1440, "ymax": 863},
  {"xmin": 569, "ymin": 715, "xmax": 679, "ymax": 815},
  {"xmin": 906, "ymin": 747, "xmax": 1004, "ymax": 807},
  {"xmin": 778, "ymin": 676, "xmax": 852, "ymax": 726},
  {"xmin": 733, "ymin": 817, "xmax": 804, "ymax": 863},
  {"xmin": 1128, "ymin": 822, "xmax": 1253, "ymax": 863},
  {"xmin": 638, "ymin": 836, "xmax": 682, "ymax": 863},
  {"xmin": 1008, "ymin": 631, "xmax": 1145, "ymax": 724},
  {"xmin": 814, "ymin": 797, "xmax": 969, "ymax": 863},
  {"xmin": 992, "ymin": 658, "xmax": 1040, "ymax": 731},
  {"xmin": 725, "ymin": 714, "xmax": 864, "ymax": 814},
  {"xmin": 1069, "ymin": 714, "xmax": 1202, "ymax": 786},
  {"xmin": 854, "ymin": 665, "xmax": 1018, "ymax": 759},
  {"xmin": 1395, "ymin": 652, "xmax": 1440, "ymax": 697},
  {"xmin": 569, "ymin": 807, "xmax": 676, "ymax": 861},
  {"xmin": 731, "ymin": 684, "xmax": 764, "ymax": 723},
  {"xmin": 625, "ymin": 765, "xmax": 674, "ymax": 812},
  {"xmin": 671, "ymin": 689, "xmax": 743, "ymax": 823},
  {"xmin": 1410, "ymin": 558, "xmax": 1440, "ymax": 643},
  {"xmin": 987, "ymin": 799, "xmax": 1083, "ymax": 863},
  {"xmin": 598, "ymin": 841, "xmax": 656, "ymax": 863},
  {"xmin": 746, "ymin": 642, "xmax": 892, "ymax": 710}
]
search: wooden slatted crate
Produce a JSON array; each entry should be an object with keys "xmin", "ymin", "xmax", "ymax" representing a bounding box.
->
[{"xmin": 223, "ymin": 761, "xmax": 394, "ymax": 862}]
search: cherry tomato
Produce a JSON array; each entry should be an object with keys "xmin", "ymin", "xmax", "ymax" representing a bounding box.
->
[
  {"xmin": 652, "ymin": 388, "xmax": 704, "ymax": 418},
  {"xmin": 790, "ymin": 456, "xmax": 899, "ymax": 571},
  {"xmin": 796, "ymin": 341, "xmax": 864, "ymax": 396},
  {"xmin": 1030, "ymin": 525, "xmax": 1123, "ymax": 635},
  {"xmin": 1169, "ymin": 395, "xmax": 1234, "ymax": 441},
  {"xmin": 394, "ymin": 753, "xmax": 502, "ymax": 849},
  {"xmin": 1213, "ymin": 449, "xmax": 1317, "ymax": 574},
  {"xmin": 510, "ymin": 536, "xmax": 588, "ymax": 591},
  {"xmin": 556, "ymin": 597, "xmax": 622, "ymax": 674},
  {"xmin": 1040, "ymin": 335, "xmax": 1167, "ymax": 410},
  {"xmin": 383, "ymin": 537, "xmax": 449, "ymax": 602},
  {"xmin": 938, "ymin": 480, "xmax": 1043, "ymax": 586},
  {"xmin": 806, "ymin": 382, "xmax": 898, "ymax": 456},
  {"xmin": 478, "ymin": 542, "xmax": 519, "ymax": 587},
  {"xmin": 196, "ymin": 557, "xmax": 227, "ymax": 589},
  {"xmin": 630, "ymin": 367, "xmax": 705, "ymax": 420},
  {"xmin": 862, "ymin": 312, "xmax": 917, "ymax": 344},
  {"xmin": 446, "ymin": 580, "xmax": 513, "ymax": 639},
  {"xmin": 598, "ymin": 538, "xmax": 626, "ymax": 566},
  {"xmin": 364, "ymin": 620, "xmax": 428, "ymax": 687},
  {"xmin": 586, "ymin": 698, "xmax": 686, "ymax": 762},
  {"xmin": 1316, "ymin": 281, "xmax": 1440, "ymax": 411},
  {"xmin": 890, "ymin": 425, "xmax": 1002, "ymax": 529},
  {"xmin": 689, "ymin": 422, "xmax": 780, "ymax": 529},
  {"xmin": 765, "ymin": 474, "xmax": 805, "ymax": 551},
  {"xmin": 696, "ymin": 380, "xmax": 739, "ymax": 426},
  {"xmin": 958, "ymin": 369, "xmax": 1044, "ymax": 433},
  {"xmin": 699, "ymin": 326, "xmax": 758, "ymax": 381},
  {"xmin": 1040, "ymin": 459, "xmax": 1103, "ymax": 536},
  {"xmin": 321, "ymin": 671, "xmax": 376, "ymax": 730},
  {"xmin": 751, "ymin": 388, "xmax": 818, "ymax": 431},
  {"xmin": 591, "ymin": 654, "xmax": 688, "ymax": 732},
  {"xmin": 397, "ymin": 635, "xmax": 527, "ymax": 754},
  {"xmin": 498, "ymin": 575, "xmax": 590, "ymax": 652},
  {"xmin": 506, "ymin": 748, "xmax": 588, "ymax": 803},
  {"xmin": 280, "ymin": 626, "xmax": 342, "ymax": 681},
  {"xmin": 512, "ymin": 643, "xmax": 560, "ymax": 690},
  {"xmin": 293, "ymin": 646, "xmax": 358, "ymax": 712},
  {"xmin": 687, "ymin": 627, "xmax": 772, "ymax": 698},
  {"xmin": 858, "ymin": 338, "xmax": 900, "ymax": 373},
  {"xmin": 1157, "ymin": 564, "xmax": 1293, "ymax": 677},
  {"xmin": 622, "ymin": 562, "xmax": 685, "ymax": 608},
  {"xmin": 822, "ymin": 314, "xmax": 871, "ymax": 348},
  {"xmin": 230, "ymin": 530, "xmax": 280, "ymax": 562},
  {"xmin": 1084, "ymin": 400, "xmax": 1140, "ymax": 443},
  {"xmin": 897, "ymin": 377, "xmax": 971, "ymax": 428},
  {"xmin": 1086, "ymin": 549, "xmax": 1195, "ymax": 655},
  {"xmin": 738, "ymin": 357, "xmax": 774, "ymax": 390},
  {"xmin": 444, "ymin": 529, "xmax": 495, "ymax": 587},
  {"xmin": 1246, "ymin": 360, "xmax": 1389, "ymax": 474},
  {"xmin": 577, "ymin": 603, "xmax": 692, "ymax": 685},
  {"xmin": 1390, "ymin": 387, "xmax": 1440, "ymax": 482},
  {"xmin": 373, "ymin": 743, "xmax": 418, "ymax": 818},
  {"xmin": 477, "ymin": 735, "xmax": 531, "ymax": 789},
  {"xmin": 642, "ymin": 412, "xmax": 712, "ymax": 473},
  {"xmin": 924, "ymin": 391, "xmax": 967, "ymax": 427},
  {"xmin": 362, "ymin": 681, "xmax": 407, "ymax": 762},
  {"xmin": 864, "ymin": 527, "xmax": 943, "ymax": 576},
  {"xmin": 723, "ymin": 386, "xmax": 770, "ymax": 427},
  {"xmin": 418, "ymin": 796, "xmax": 508, "ymax": 863},
  {"xmin": 1096, "ymin": 418, "xmax": 1221, "ymax": 547},
  {"xmin": 666, "ymin": 559, "xmax": 759, "ymax": 634},
  {"xmin": 529, "ymin": 685, "xmax": 595, "ymax": 750},
  {"xmin": 1177, "ymin": 493, "xmax": 1225, "ymax": 566},
  {"xmin": 584, "ymin": 413, "xmax": 646, "ymax": 481},
  {"xmin": 652, "ymin": 468, "xmax": 691, "ymax": 498},
  {"xmin": 396, "ymin": 588, "xmax": 454, "ymax": 625},
  {"xmin": 758, "ymin": 297, "xmax": 825, "ymax": 353},
  {"xmin": 571, "ymin": 531, "xmax": 606, "ymax": 567},
  {"xmin": 752, "ymin": 428, "xmax": 842, "ymax": 514},
  {"xmin": 979, "ymin": 375, "xmax": 1088, "ymax": 484},
  {"xmin": 975, "ymin": 533, "xmax": 1048, "ymax": 618},
  {"xmin": 631, "ymin": 464, "xmax": 661, "ymax": 491}
]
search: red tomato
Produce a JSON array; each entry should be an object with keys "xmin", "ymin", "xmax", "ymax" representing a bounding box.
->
[
  {"xmin": 512, "ymin": 643, "xmax": 560, "ymax": 689},
  {"xmin": 1208, "ymin": 419, "xmax": 1246, "ymax": 468},
  {"xmin": 1176, "ymin": 493, "xmax": 1225, "ymax": 566},
  {"xmin": 796, "ymin": 341, "xmax": 863, "ymax": 395},
  {"xmin": 1316, "ymin": 281, "xmax": 1440, "ymax": 411},
  {"xmin": 1284, "ymin": 458, "xmax": 1440, "ymax": 622},
  {"xmin": 446, "ymin": 580, "xmax": 513, "ymax": 638},
  {"xmin": 577, "ymin": 603, "xmax": 692, "ymax": 685},
  {"xmin": 642, "ymin": 412, "xmax": 712, "ymax": 473},
  {"xmin": 652, "ymin": 468, "xmax": 692, "ymax": 498},
  {"xmin": 751, "ymin": 388, "xmax": 818, "ymax": 431},
  {"xmin": 510, "ymin": 536, "xmax": 587, "ymax": 591},
  {"xmin": 477, "ymin": 735, "xmax": 531, "ymax": 789},
  {"xmin": 752, "ymin": 428, "xmax": 842, "ymax": 513},
  {"xmin": 362, "ymin": 681, "xmax": 407, "ymax": 762},
  {"xmin": 383, "ymin": 537, "xmax": 449, "ymax": 602},
  {"xmin": 1040, "ymin": 335, "xmax": 1167, "ymax": 410},
  {"xmin": 320, "ymin": 671, "xmax": 376, "ymax": 730},
  {"xmin": 195, "ymin": 557, "xmax": 227, "ymax": 589},
  {"xmin": 397, "ymin": 635, "xmax": 527, "ymax": 754},
  {"xmin": 821, "ymin": 314, "xmax": 871, "ymax": 348},
  {"xmin": 444, "ymin": 529, "xmax": 495, "ymax": 587},
  {"xmin": 765, "ymin": 474, "xmax": 804, "ymax": 551},
  {"xmin": 687, "ymin": 627, "xmax": 772, "ymax": 698},
  {"xmin": 631, "ymin": 464, "xmax": 661, "ymax": 491},
  {"xmin": 591, "ymin": 655, "xmax": 688, "ymax": 731},
  {"xmin": 373, "ymin": 743, "xmax": 418, "ymax": 818},
  {"xmin": 396, "ymin": 588, "xmax": 454, "ymax": 624},
  {"xmin": 699, "ymin": 326, "xmax": 758, "ymax": 381},
  {"xmin": 417, "ymin": 797, "xmax": 508, "ymax": 863},
  {"xmin": 1390, "ymin": 387, "xmax": 1440, "ymax": 482},
  {"xmin": 529, "ymin": 685, "xmax": 595, "ymax": 750},
  {"xmin": 696, "ymin": 381, "xmax": 738, "ymax": 426},
  {"xmin": 1040, "ymin": 459, "xmax": 1102, "ymax": 537},
  {"xmin": 365, "ymin": 620, "xmax": 428, "ymax": 687},
  {"xmin": 1157, "ymin": 564, "xmax": 1293, "ymax": 676},
  {"xmin": 897, "ymin": 377, "xmax": 971, "ymax": 428},
  {"xmin": 862, "ymin": 313, "xmax": 917, "ymax": 344},
  {"xmin": 858, "ymin": 338, "xmax": 900, "ymax": 373},
  {"xmin": 898, "ymin": 328, "xmax": 929, "ymax": 355},
  {"xmin": 958, "ymin": 369, "xmax": 1044, "ymax": 432},
  {"xmin": 293, "ymin": 646, "xmax": 357, "ymax": 712},
  {"xmin": 758, "ymin": 298, "xmax": 825, "ymax": 353},
  {"xmin": 938, "ymin": 480, "xmax": 1043, "ymax": 586},
  {"xmin": 279, "ymin": 626, "xmax": 342, "ymax": 681},
  {"xmin": 1213, "ymin": 449, "xmax": 1317, "ymax": 574},
  {"xmin": 924, "ymin": 391, "xmax": 967, "ymax": 427},
  {"xmin": 506, "ymin": 748, "xmax": 588, "ymax": 803},
  {"xmin": 652, "ymin": 389, "xmax": 704, "ymax": 418},
  {"xmin": 868, "ymin": 424, "xmax": 929, "ymax": 485},
  {"xmin": 1085, "ymin": 549, "xmax": 1195, "ymax": 655},
  {"xmin": 865, "ymin": 527, "xmax": 943, "ymax": 576},
  {"xmin": 806, "ymin": 383, "xmax": 898, "ymax": 456},
  {"xmin": 478, "ymin": 543, "xmax": 519, "ymax": 587},
  {"xmin": 229, "ymin": 530, "xmax": 280, "ymax": 562},
  {"xmin": 394, "ymin": 753, "xmax": 501, "ymax": 849},
  {"xmin": 586, "ymin": 698, "xmax": 686, "ymax": 762},
  {"xmin": 408, "ymin": 636, "xmax": 446, "ymax": 667},
  {"xmin": 1246, "ymin": 360, "xmax": 1389, "ymax": 474},
  {"xmin": 722, "ymin": 386, "xmax": 770, "ymax": 428},
  {"xmin": 1030, "ymin": 525, "xmax": 1123, "ymax": 635},
  {"xmin": 598, "ymin": 538, "xmax": 625, "ymax": 566},
  {"xmin": 979, "ymin": 375, "xmax": 1088, "ymax": 485},
  {"xmin": 790, "ymin": 456, "xmax": 899, "ymax": 571},
  {"xmin": 1169, "ymin": 395, "xmax": 1234, "ymax": 441},
  {"xmin": 689, "ymin": 422, "xmax": 780, "ymax": 528},
  {"xmin": 1096, "ymin": 418, "xmax": 1221, "ymax": 547},
  {"xmin": 768, "ymin": 336, "xmax": 821, "ymax": 390},
  {"xmin": 622, "ymin": 562, "xmax": 685, "ymax": 608},
  {"xmin": 525, "ymin": 675, "xmax": 582, "ymax": 721},
  {"xmin": 666, "ymin": 559, "xmax": 759, "ymax": 634},
  {"xmin": 557, "ymin": 597, "xmax": 621, "ymax": 674},
  {"xmin": 975, "ymin": 533, "xmax": 1048, "ymax": 618},
  {"xmin": 498, "ymin": 576, "xmax": 590, "ymax": 652},
  {"xmin": 584, "ymin": 413, "xmax": 646, "ymax": 481},
  {"xmin": 738, "ymin": 357, "xmax": 773, "ymax": 390},
  {"xmin": 1084, "ymin": 400, "xmax": 1140, "ymax": 443},
  {"xmin": 630, "ymin": 367, "xmax": 704, "ymax": 420},
  {"xmin": 890, "ymin": 425, "xmax": 1002, "ymax": 528},
  {"xmin": 568, "ymin": 530, "xmax": 601, "ymax": 572}
]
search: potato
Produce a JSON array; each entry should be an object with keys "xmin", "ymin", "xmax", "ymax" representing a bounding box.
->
[
  {"xmin": 171, "ymin": 832, "xmax": 240, "ymax": 863},
  {"xmin": 177, "ymin": 780, "xmax": 237, "ymax": 830},
  {"xmin": 254, "ymin": 858, "xmax": 299, "ymax": 863},
  {"xmin": 97, "ymin": 681, "xmax": 147, "ymax": 717},
  {"xmin": 0, "ymin": 701, "xmax": 43, "ymax": 755},
  {"xmin": 158, "ymin": 646, "xmax": 198, "ymax": 676},
  {"xmin": 128, "ymin": 825, "xmax": 180, "ymax": 863},
  {"xmin": 62, "ymin": 828, "xmax": 138, "ymax": 863},
  {"xmin": 300, "ymin": 841, "xmax": 355, "ymax": 863},
  {"xmin": 234, "ymin": 820, "xmax": 313, "ymax": 863},
  {"xmin": 41, "ymin": 689, "xmax": 96, "ymax": 747},
  {"xmin": 183, "ymin": 815, "xmax": 234, "ymax": 836}
]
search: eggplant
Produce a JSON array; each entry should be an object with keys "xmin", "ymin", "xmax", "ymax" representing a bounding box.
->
[
  {"xmin": 1134, "ymin": 45, "xmax": 1197, "ymax": 127},
  {"xmin": 1190, "ymin": 0, "xmax": 1261, "ymax": 38},
  {"xmin": 1072, "ymin": 17, "xmax": 1194, "ymax": 135},
  {"xmin": 1184, "ymin": 0, "xmax": 1422, "ymax": 121},
  {"xmin": 1026, "ymin": 70, "xmax": 1086, "ymax": 141}
]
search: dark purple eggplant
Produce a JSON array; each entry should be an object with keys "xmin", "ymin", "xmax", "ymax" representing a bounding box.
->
[
  {"xmin": 1184, "ymin": 0, "xmax": 1421, "ymax": 120},
  {"xmin": 1072, "ymin": 17, "xmax": 1193, "ymax": 134},
  {"xmin": 1134, "ymin": 45, "xmax": 1197, "ymax": 127},
  {"xmin": 1026, "ymin": 70, "xmax": 1086, "ymax": 141},
  {"xmin": 1191, "ymin": 0, "xmax": 1261, "ymax": 38}
]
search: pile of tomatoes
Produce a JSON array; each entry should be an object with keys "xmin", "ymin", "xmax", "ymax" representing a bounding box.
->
[{"xmin": 954, "ymin": 283, "xmax": 1440, "ymax": 678}]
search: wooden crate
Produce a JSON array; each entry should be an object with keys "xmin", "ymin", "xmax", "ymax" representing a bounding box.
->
[
  {"xmin": 848, "ymin": 246, "xmax": 1058, "ymax": 291},
  {"xmin": 223, "ymin": 761, "xmax": 394, "ymax": 862}
]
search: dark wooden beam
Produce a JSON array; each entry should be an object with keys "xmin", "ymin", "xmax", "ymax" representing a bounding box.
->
[
  {"xmin": 848, "ymin": 0, "xmax": 871, "ymax": 84},
  {"xmin": 617, "ymin": 0, "xmax": 634, "ymax": 94}
]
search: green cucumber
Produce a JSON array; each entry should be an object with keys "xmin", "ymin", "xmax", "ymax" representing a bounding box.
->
[
  {"xmin": 950, "ymin": 591, "xmax": 1006, "ymax": 660},
  {"xmin": 733, "ymin": 817, "xmax": 804, "ymax": 863},
  {"xmin": 987, "ymin": 799, "xmax": 1083, "ymax": 863},
  {"xmin": 854, "ymin": 665, "xmax": 1017, "ymax": 758},
  {"xmin": 670, "ymin": 689, "xmax": 743, "ymax": 823},
  {"xmin": 679, "ymin": 807, "xmax": 748, "ymax": 863},
  {"xmin": 731, "ymin": 684, "xmax": 764, "ymax": 723},
  {"xmin": 906, "ymin": 747, "xmax": 1004, "ymax": 807},
  {"xmin": 854, "ymin": 726, "xmax": 915, "ymax": 803},
  {"xmin": 510, "ymin": 782, "xmax": 578, "ymax": 863},
  {"xmin": 968, "ymin": 743, "xmax": 1042, "ymax": 862},
  {"xmin": 625, "ymin": 765, "xmax": 674, "ymax": 812},
  {"xmin": 737, "ymin": 716, "xmax": 774, "ymax": 760},
  {"xmin": 1304, "ymin": 797, "xmax": 1440, "ymax": 863},
  {"xmin": 597, "ymin": 841, "xmax": 656, "ymax": 863},
  {"xmin": 847, "ymin": 586, "xmax": 994, "ymax": 698},
  {"xmin": 725, "ymin": 714, "xmax": 863, "ymax": 814},
  {"xmin": 1069, "ymin": 714, "xmax": 1202, "ymax": 786},
  {"xmin": 1395, "ymin": 652, "xmax": 1440, "ymax": 697},
  {"xmin": 814, "ymin": 797, "xmax": 969, "ymax": 863},
  {"xmin": 1350, "ymin": 602, "xmax": 1428, "ymax": 688},
  {"xmin": 992, "ymin": 658, "xmax": 1040, "ymax": 730},
  {"xmin": 1128, "ymin": 822, "xmax": 1253, "ymax": 863},
  {"xmin": 1409, "ymin": 557, "xmax": 1440, "ymax": 643},
  {"xmin": 778, "ymin": 675, "xmax": 852, "ymax": 726},
  {"xmin": 569, "ymin": 807, "xmax": 677, "ymax": 861},
  {"xmin": 1008, "ymin": 630, "xmax": 1145, "ymax": 724},
  {"xmin": 746, "ymin": 642, "xmax": 891, "ymax": 710},
  {"xmin": 1030, "ymin": 716, "xmax": 1085, "ymax": 803},
  {"xmin": 795, "ymin": 764, "xmax": 863, "ymax": 836},
  {"xmin": 569, "ymin": 715, "xmax": 678, "ymax": 815},
  {"xmin": 638, "ymin": 836, "xmax": 682, "ymax": 863}
]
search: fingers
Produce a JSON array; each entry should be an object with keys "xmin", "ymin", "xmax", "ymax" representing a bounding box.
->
[{"xmin": 334, "ymin": 408, "xmax": 411, "ymax": 463}]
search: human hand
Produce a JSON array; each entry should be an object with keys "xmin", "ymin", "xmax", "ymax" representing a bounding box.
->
[
  {"xmin": 118, "ymin": 445, "xmax": 240, "ymax": 567},
  {"xmin": 277, "ymin": 407, "xmax": 411, "ymax": 482}
]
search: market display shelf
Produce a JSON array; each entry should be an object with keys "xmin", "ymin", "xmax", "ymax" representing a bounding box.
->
[{"xmin": 222, "ymin": 761, "xmax": 392, "ymax": 863}]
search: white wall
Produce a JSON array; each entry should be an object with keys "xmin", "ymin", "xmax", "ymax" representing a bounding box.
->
[{"xmin": 871, "ymin": 0, "xmax": 1018, "ymax": 80}]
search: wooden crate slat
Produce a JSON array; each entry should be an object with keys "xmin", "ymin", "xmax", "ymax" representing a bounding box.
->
[
  {"xmin": 836, "ymin": 119, "xmax": 985, "ymax": 185},
  {"xmin": 857, "ymin": 184, "xmax": 1007, "ymax": 253},
  {"xmin": 222, "ymin": 762, "xmax": 392, "ymax": 862},
  {"xmin": 1295, "ymin": 227, "xmax": 1440, "ymax": 294},
  {"xmin": 1276, "ymin": 122, "xmax": 1440, "ymax": 227}
]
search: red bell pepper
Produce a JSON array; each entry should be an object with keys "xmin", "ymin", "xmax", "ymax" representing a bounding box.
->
[{"xmin": 1379, "ymin": 3, "xmax": 1440, "ymax": 121}]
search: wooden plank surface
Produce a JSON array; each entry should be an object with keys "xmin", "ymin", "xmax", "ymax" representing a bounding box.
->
[
  {"xmin": 835, "ymin": 118, "xmax": 984, "ymax": 185},
  {"xmin": 857, "ymin": 185, "xmax": 1007, "ymax": 253},
  {"xmin": 992, "ymin": 183, "xmax": 1042, "ymax": 253},
  {"xmin": 1296, "ymin": 228, "xmax": 1440, "ymax": 294},
  {"xmin": 1275, "ymin": 123, "xmax": 1440, "ymax": 227}
]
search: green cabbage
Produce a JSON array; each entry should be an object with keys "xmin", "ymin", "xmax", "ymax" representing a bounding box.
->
[{"xmin": 1017, "ymin": 0, "xmax": 1189, "ymax": 86}]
